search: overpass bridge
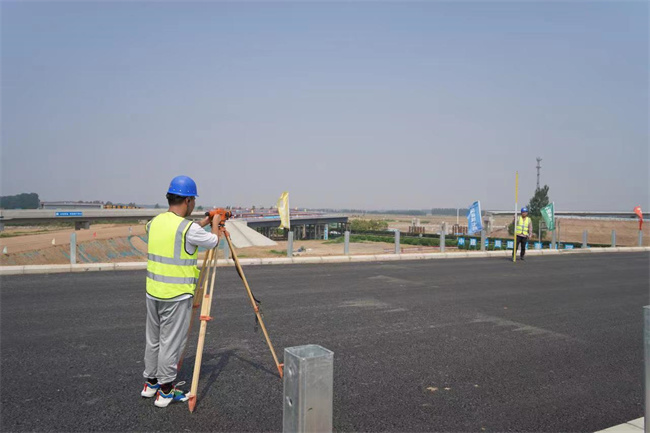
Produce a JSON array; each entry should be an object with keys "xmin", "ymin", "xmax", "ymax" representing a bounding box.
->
[{"xmin": 0, "ymin": 209, "xmax": 348, "ymax": 240}]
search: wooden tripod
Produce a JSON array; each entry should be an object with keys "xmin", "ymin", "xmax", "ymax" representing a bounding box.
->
[{"xmin": 187, "ymin": 227, "xmax": 283, "ymax": 413}]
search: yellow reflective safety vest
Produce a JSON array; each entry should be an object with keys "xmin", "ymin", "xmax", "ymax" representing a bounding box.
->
[
  {"xmin": 515, "ymin": 216, "xmax": 531, "ymax": 237},
  {"xmin": 146, "ymin": 212, "xmax": 199, "ymax": 300}
]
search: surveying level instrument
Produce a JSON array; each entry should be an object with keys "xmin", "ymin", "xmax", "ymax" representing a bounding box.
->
[{"xmin": 183, "ymin": 208, "xmax": 284, "ymax": 413}]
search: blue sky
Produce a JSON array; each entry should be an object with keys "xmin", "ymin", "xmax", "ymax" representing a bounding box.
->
[{"xmin": 2, "ymin": 1, "xmax": 648, "ymax": 210}]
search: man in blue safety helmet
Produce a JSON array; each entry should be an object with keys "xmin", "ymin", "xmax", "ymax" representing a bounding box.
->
[
  {"xmin": 513, "ymin": 207, "xmax": 533, "ymax": 261},
  {"xmin": 140, "ymin": 175, "xmax": 220, "ymax": 408}
]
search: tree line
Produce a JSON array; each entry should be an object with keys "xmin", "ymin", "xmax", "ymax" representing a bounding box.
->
[{"xmin": 0, "ymin": 193, "xmax": 40, "ymax": 209}]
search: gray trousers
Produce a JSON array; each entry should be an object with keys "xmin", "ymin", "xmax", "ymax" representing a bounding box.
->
[{"xmin": 143, "ymin": 297, "xmax": 192, "ymax": 384}]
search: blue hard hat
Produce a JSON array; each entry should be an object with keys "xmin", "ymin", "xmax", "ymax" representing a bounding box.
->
[
  {"xmin": 167, "ymin": 175, "xmax": 198, "ymax": 197},
  {"xmin": 521, "ymin": 207, "xmax": 529, "ymax": 213}
]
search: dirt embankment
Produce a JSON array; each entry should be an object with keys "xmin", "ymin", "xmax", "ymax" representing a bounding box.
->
[{"xmin": 0, "ymin": 224, "xmax": 149, "ymax": 265}]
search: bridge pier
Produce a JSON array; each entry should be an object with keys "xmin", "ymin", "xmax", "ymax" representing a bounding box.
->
[{"xmin": 75, "ymin": 221, "xmax": 90, "ymax": 230}]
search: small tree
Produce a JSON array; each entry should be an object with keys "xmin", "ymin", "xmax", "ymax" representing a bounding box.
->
[
  {"xmin": 154, "ymin": 203, "xmax": 160, "ymax": 209},
  {"xmin": 528, "ymin": 185, "xmax": 550, "ymax": 217}
]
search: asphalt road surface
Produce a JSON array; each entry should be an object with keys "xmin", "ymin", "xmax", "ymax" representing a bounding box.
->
[{"xmin": 2, "ymin": 252, "xmax": 648, "ymax": 432}]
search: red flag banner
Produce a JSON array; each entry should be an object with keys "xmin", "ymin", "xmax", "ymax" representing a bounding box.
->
[{"xmin": 634, "ymin": 206, "xmax": 643, "ymax": 230}]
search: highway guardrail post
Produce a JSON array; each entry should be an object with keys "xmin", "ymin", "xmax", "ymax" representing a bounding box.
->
[
  {"xmin": 551, "ymin": 230, "xmax": 556, "ymax": 249},
  {"xmin": 582, "ymin": 230, "xmax": 588, "ymax": 248},
  {"xmin": 481, "ymin": 230, "xmax": 486, "ymax": 251},
  {"xmin": 283, "ymin": 345, "xmax": 333, "ymax": 433},
  {"xmin": 287, "ymin": 231, "xmax": 294, "ymax": 258},
  {"xmin": 70, "ymin": 232, "xmax": 76, "ymax": 264},
  {"xmin": 440, "ymin": 223, "xmax": 446, "ymax": 253},
  {"xmin": 643, "ymin": 305, "xmax": 650, "ymax": 433},
  {"xmin": 344, "ymin": 231, "xmax": 350, "ymax": 255},
  {"xmin": 611, "ymin": 230, "xmax": 616, "ymax": 247},
  {"xmin": 395, "ymin": 230, "xmax": 400, "ymax": 254}
]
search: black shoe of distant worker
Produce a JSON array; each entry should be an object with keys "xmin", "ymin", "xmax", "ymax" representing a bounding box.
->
[{"xmin": 520, "ymin": 256, "xmax": 525, "ymax": 261}]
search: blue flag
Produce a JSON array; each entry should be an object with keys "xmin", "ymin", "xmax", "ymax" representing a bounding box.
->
[{"xmin": 467, "ymin": 201, "xmax": 483, "ymax": 235}]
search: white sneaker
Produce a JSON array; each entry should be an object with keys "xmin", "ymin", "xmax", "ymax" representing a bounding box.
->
[
  {"xmin": 154, "ymin": 381, "xmax": 189, "ymax": 408},
  {"xmin": 140, "ymin": 381, "xmax": 160, "ymax": 398}
]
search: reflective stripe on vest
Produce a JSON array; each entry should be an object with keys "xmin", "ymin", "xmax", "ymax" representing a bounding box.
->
[
  {"xmin": 146, "ymin": 212, "xmax": 199, "ymax": 300},
  {"xmin": 516, "ymin": 216, "xmax": 530, "ymax": 236}
]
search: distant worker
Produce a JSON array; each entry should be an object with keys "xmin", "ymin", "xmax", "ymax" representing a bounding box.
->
[
  {"xmin": 140, "ymin": 175, "xmax": 219, "ymax": 408},
  {"xmin": 513, "ymin": 207, "xmax": 533, "ymax": 261}
]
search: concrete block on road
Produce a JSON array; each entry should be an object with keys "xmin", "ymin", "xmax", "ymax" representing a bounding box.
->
[
  {"xmin": 114, "ymin": 262, "xmax": 146, "ymax": 271},
  {"xmin": 239, "ymin": 258, "xmax": 263, "ymax": 266},
  {"xmin": 0, "ymin": 266, "xmax": 25, "ymax": 276},
  {"xmin": 350, "ymin": 255, "xmax": 379, "ymax": 262},
  {"xmin": 376, "ymin": 254, "xmax": 401, "ymax": 261},
  {"xmin": 261, "ymin": 257, "xmax": 293, "ymax": 265},
  {"xmin": 24, "ymin": 264, "xmax": 73, "ymax": 274},
  {"xmin": 400, "ymin": 254, "xmax": 427, "ymax": 261},
  {"xmin": 294, "ymin": 257, "xmax": 323, "ymax": 264},
  {"xmin": 627, "ymin": 418, "xmax": 644, "ymax": 428},
  {"xmin": 597, "ymin": 422, "xmax": 643, "ymax": 432},
  {"xmin": 71, "ymin": 263, "xmax": 114, "ymax": 273},
  {"xmin": 622, "ymin": 247, "xmax": 648, "ymax": 253},
  {"xmin": 321, "ymin": 256, "xmax": 351, "ymax": 263}
]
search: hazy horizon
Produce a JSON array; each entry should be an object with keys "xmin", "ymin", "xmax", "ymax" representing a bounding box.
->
[{"xmin": 2, "ymin": 2, "xmax": 648, "ymax": 211}]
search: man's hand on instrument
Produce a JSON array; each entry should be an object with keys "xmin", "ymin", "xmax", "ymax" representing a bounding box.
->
[{"xmin": 198, "ymin": 215, "xmax": 212, "ymax": 228}]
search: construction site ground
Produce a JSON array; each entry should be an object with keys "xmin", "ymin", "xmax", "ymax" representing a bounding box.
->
[{"xmin": 1, "ymin": 214, "xmax": 647, "ymax": 266}]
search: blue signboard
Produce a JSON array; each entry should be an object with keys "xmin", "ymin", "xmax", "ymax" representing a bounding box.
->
[
  {"xmin": 506, "ymin": 240, "xmax": 514, "ymax": 249},
  {"xmin": 565, "ymin": 244, "xmax": 574, "ymax": 250},
  {"xmin": 534, "ymin": 242, "xmax": 542, "ymax": 250},
  {"xmin": 469, "ymin": 238, "xmax": 477, "ymax": 247},
  {"xmin": 494, "ymin": 240, "xmax": 502, "ymax": 249},
  {"xmin": 55, "ymin": 212, "xmax": 83, "ymax": 217},
  {"xmin": 457, "ymin": 237, "xmax": 465, "ymax": 246}
]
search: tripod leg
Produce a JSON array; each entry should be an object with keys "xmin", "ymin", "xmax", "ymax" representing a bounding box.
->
[
  {"xmin": 188, "ymin": 248, "xmax": 218, "ymax": 412},
  {"xmin": 177, "ymin": 249, "xmax": 213, "ymax": 372},
  {"xmin": 224, "ymin": 233, "xmax": 284, "ymax": 378}
]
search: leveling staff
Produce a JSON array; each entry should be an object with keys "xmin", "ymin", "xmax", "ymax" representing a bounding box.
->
[{"xmin": 140, "ymin": 175, "xmax": 219, "ymax": 408}]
